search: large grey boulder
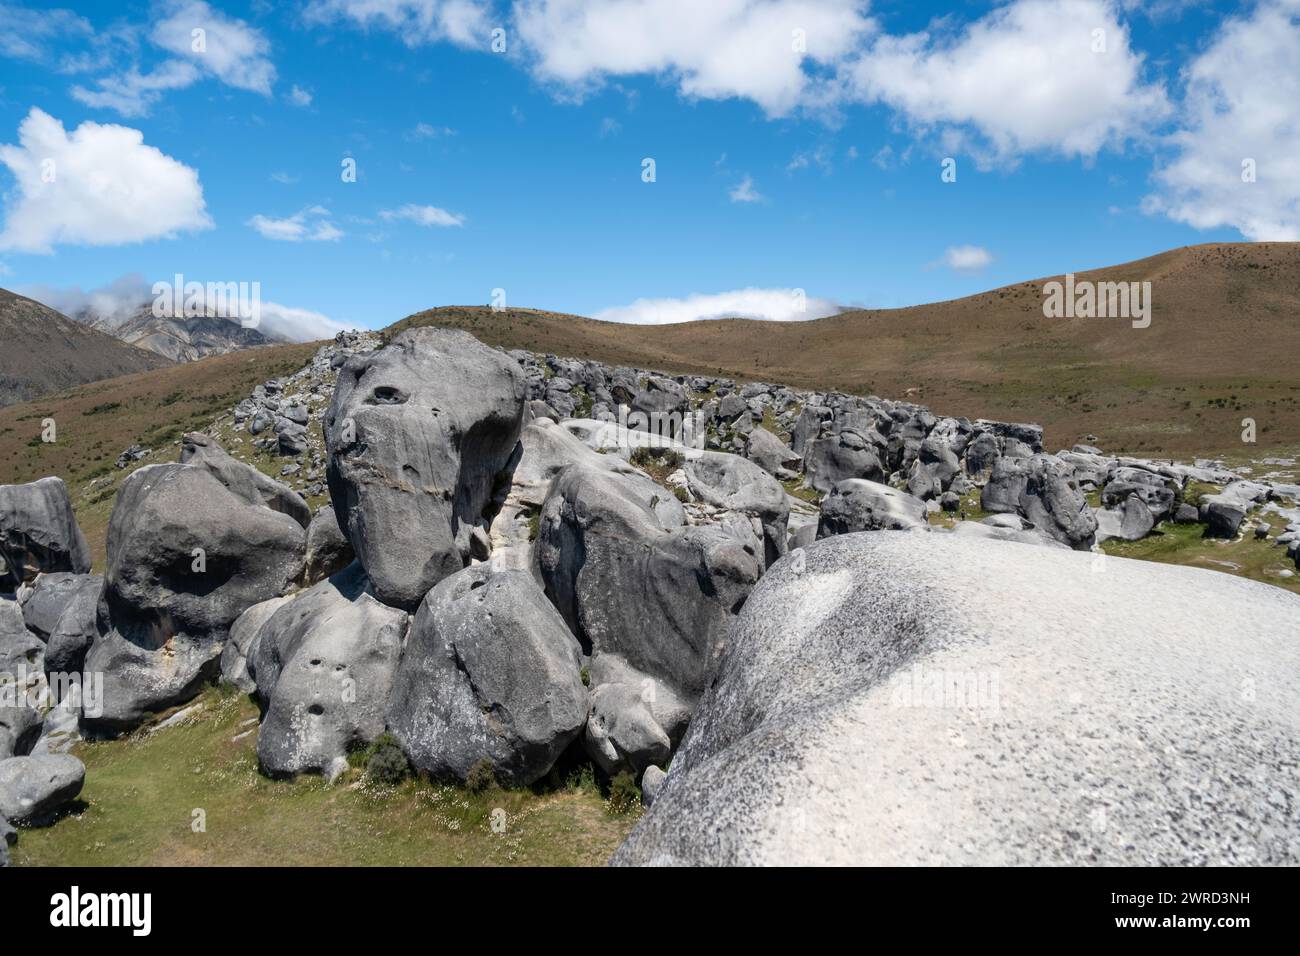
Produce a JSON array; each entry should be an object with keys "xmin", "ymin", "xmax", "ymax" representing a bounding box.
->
[
  {"xmin": 181, "ymin": 433, "xmax": 311, "ymax": 528},
  {"xmin": 302, "ymin": 508, "xmax": 354, "ymax": 585},
  {"xmin": 19, "ymin": 572, "xmax": 85, "ymax": 640},
  {"xmin": 950, "ymin": 514, "xmax": 1068, "ymax": 549},
  {"xmin": 1101, "ymin": 467, "xmax": 1176, "ymax": 520},
  {"xmin": 906, "ymin": 437, "xmax": 960, "ymax": 500},
  {"xmin": 41, "ymin": 575, "xmax": 101, "ymax": 676},
  {"xmin": 1095, "ymin": 495, "xmax": 1156, "ymax": 543},
  {"xmin": 583, "ymin": 653, "xmax": 692, "ymax": 775},
  {"xmin": 0, "ymin": 597, "xmax": 42, "ymax": 675},
  {"xmin": 82, "ymin": 454, "xmax": 306, "ymax": 735},
  {"xmin": 802, "ymin": 432, "xmax": 886, "ymax": 493},
  {"xmin": 982, "ymin": 454, "xmax": 1096, "ymax": 549},
  {"xmin": 324, "ymin": 327, "xmax": 526, "ymax": 610},
  {"xmin": 684, "ymin": 451, "xmax": 790, "ymax": 567},
  {"xmin": 0, "ymin": 754, "xmax": 85, "ymax": 822},
  {"xmin": 0, "ymin": 478, "xmax": 91, "ymax": 592},
  {"xmin": 219, "ymin": 596, "xmax": 291, "ymax": 694},
  {"xmin": 253, "ymin": 565, "xmax": 407, "ymax": 780},
  {"xmin": 387, "ymin": 567, "xmax": 587, "ymax": 786},
  {"xmin": 1199, "ymin": 482, "xmax": 1268, "ymax": 538},
  {"xmin": 744, "ymin": 427, "xmax": 801, "ymax": 480},
  {"xmin": 613, "ymin": 533, "xmax": 1300, "ymax": 866},
  {"xmin": 818, "ymin": 479, "xmax": 929, "ymax": 536},
  {"xmin": 538, "ymin": 465, "xmax": 761, "ymax": 709}
]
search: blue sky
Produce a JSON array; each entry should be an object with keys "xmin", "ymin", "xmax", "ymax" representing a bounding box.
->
[{"xmin": 0, "ymin": 0, "xmax": 1296, "ymax": 336}]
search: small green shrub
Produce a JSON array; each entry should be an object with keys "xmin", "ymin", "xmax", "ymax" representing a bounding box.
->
[
  {"xmin": 365, "ymin": 734, "xmax": 410, "ymax": 785},
  {"xmin": 606, "ymin": 770, "xmax": 641, "ymax": 816},
  {"xmin": 466, "ymin": 758, "xmax": 497, "ymax": 794},
  {"xmin": 673, "ymin": 486, "xmax": 689, "ymax": 503}
]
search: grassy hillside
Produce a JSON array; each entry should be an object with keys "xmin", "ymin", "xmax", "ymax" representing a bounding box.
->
[
  {"xmin": 13, "ymin": 687, "xmax": 635, "ymax": 866},
  {"xmin": 0, "ymin": 288, "xmax": 172, "ymax": 407},
  {"xmin": 391, "ymin": 243, "xmax": 1300, "ymax": 459},
  {"xmin": 0, "ymin": 342, "xmax": 318, "ymax": 569}
]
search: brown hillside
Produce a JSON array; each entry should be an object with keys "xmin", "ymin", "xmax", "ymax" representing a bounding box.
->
[
  {"xmin": 391, "ymin": 243, "xmax": 1300, "ymax": 458},
  {"xmin": 0, "ymin": 288, "xmax": 172, "ymax": 407},
  {"xmin": 0, "ymin": 342, "xmax": 318, "ymax": 568}
]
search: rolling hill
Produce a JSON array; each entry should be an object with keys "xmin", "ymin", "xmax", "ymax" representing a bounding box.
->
[
  {"xmin": 390, "ymin": 242, "xmax": 1300, "ymax": 458},
  {"xmin": 0, "ymin": 288, "xmax": 173, "ymax": 407}
]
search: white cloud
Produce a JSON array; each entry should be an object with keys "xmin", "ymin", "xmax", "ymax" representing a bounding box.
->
[
  {"xmin": 270, "ymin": 171, "xmax": 300, "ymax": 184},
  {"xmin": 512, "ymin": 0, "xmax": 876, "ymax": 117},
  {"xmin": 941, "ymin": 245, "xmax": 994, "ymax": 273},
  {"xmin": 71, "ymin": 61, "xmax": 200, "ymax": 118},
  {"xmin": 0, "ymin": 108, "xmax": 212, "ymax": 253},
  {"xmin": 407, "ymin": 121, "xmax": 456, "ymax": 140},
  {"xmin": 729, "ymin": 175, "xmax": 763, "ymax": 203},
  {"xmin": 248, "ymin": 206, "xmax": 343, "ymax": 241},
  {"xmin": 24, "ymin": 272, "xmax": 351, "ymax": 342},
  {"xmin": 22, "ymin": 273, "xmax": 154, "ymax": 325},
  {"xmin": 303, "ymin": 0, "xmax": 491, "ymax": 47},
  {"xmin": 69, "ymin": 0, "xmax": 275, "ymax": 116},
  {"xmin": 1144, "ymin": 0, "xmax": 1300, "ymax": 240},
  {"xmin": 378, "ymin": 203, "xmax": 466, "ymax": 226},
  {"xmin": 849, "ymin": 0, "xmax": 1170, "ymax": 162},
  {"xmin": 151, "ymin": 0, "xmax": 276, "ymax": 94},
  {"xmin": 0, "ymin": 3, "xmax": 91, "ymax": 61},
  {"xmin": 595, "ymin": 287, "xmax": 840, "ymax": 324},
  {"xmin": 288, "ymin": 84, "xmax": 313, "ymax": 106},
  {"xmin": 258, "ymin": 301, "xmax": 352, "ymax": 341}
]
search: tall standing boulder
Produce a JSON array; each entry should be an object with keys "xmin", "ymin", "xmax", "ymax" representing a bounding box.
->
[
  {"xmin": 324, "ymin": 327, "xmax": 526, "ymax": 611},
  {"xmin": 81, "ymin": 450, "xmax": 306, "ymax": 735},
  {"xmin": 0, "ymin": 478, "xmax": 90, "ymax": 593},
  {"xmin": 387, "ymin": 567, "xmax": 587, "ymax": 786},
  {"xmin": 537, "ymin": 465, "xmax": 762, "ymax": 770}
]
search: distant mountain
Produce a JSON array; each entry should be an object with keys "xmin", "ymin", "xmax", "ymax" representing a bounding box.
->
[
  {"xmin": 0, "ymin": 288, "xmax": 173, "ymax": 408},
  {"xmin": 73, "ymin": 305, "xmax": 276, "ymax": 363}
]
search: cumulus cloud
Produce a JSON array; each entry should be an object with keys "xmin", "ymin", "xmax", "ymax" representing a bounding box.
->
[
  {"xmin": 1144, "ymin": 0, "xmax": 1300, "ymax": 240},
  {"xmin": 24, "ymin": 272, "xmax": 351, "ymax": 342},
  {"xmin": 378, "ymin": 203, "xmax": 466, "ymax": 226},
  {"xmin": 941, "ymin": 245, "xmax": 994, "ymax": 273},
  {"xmin": 303, "ymin": 0, "xmax": 491, "ymax": 47},
  {"xmin": 0, "ymin": 108, "xmax": 212, "ymax": 253},
  {"xmin": 512, "ymin": 0, "xmax": 875, "ymax": 117},
  {"xmin": 849, "ymin": 0, "xmax": 1170, "ymax": 161},
  {"xmin": 151, "ymin": 0, "xmax": 276, "ymax": 94},
  {"xmin": 248, "ymin": 206, "xmax": 343, "ymax": 241},
  {"xmin": 288, "ymin": 84, "xmax": 313, "ymax": 106},
  {"xmin": 595, "ymin": 287, "xmax": 840, "ymax": 325},
  {"xmin": 68, "ymin": 0, "xmax": 275, "ymax": 116}
]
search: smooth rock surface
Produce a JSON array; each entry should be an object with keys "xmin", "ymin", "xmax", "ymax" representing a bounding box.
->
[{"xmin": 614, "ymin": 532, "xmax": 1300, "ymax": 866}]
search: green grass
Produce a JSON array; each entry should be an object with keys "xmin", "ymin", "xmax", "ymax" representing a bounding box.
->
[
  {"xmin": 1102, "ymin": 519, "xmax": 1300, "ymax": 596},
  {"xmin": 927, "ymin": 486, "xmax": 991, "ymax": 528},
  {"xmin": 12, "ymin": 687, "xmax": 637, "ymax": 867}
]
